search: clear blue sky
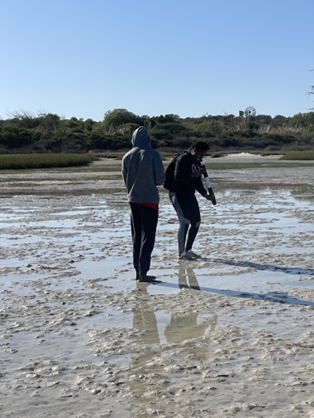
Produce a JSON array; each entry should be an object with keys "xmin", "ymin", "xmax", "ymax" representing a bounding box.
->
[{"xmin": 1, "ymin": 0, "xmax": 313, "ymax": 121}]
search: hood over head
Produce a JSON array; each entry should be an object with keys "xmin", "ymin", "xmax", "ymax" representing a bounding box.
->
[{"xmin": 132, "ymin": 126, "xmax": 151, "ymax": 149}]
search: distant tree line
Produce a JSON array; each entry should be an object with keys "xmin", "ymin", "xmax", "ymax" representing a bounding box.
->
[{"xmin": 0, "ymin": 108, "xmax": 314, "ymax": 153}]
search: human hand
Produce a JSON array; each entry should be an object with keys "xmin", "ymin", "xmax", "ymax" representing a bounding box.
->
[
  {"xmin": 204, "ymin": 193, "xmax": 216, "ymax": 205},
  {"xmin": 191, "ymin": 168, "xmax": 206, "ymax": 178}
]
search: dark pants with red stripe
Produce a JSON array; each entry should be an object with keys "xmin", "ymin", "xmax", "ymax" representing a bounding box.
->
[{"xmin": 130, "ymin": 203, "xmax": 158, "ymax": 276}]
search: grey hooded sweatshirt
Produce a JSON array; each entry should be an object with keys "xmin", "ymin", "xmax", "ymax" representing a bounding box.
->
[{"xmin": 122, "ymin": 127, "xmax": 164, "ymax": 205}]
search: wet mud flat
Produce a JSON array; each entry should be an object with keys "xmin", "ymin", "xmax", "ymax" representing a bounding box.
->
[{"xmin": 1, "ymin": 156, "xmax": 314, "ymax": 417}]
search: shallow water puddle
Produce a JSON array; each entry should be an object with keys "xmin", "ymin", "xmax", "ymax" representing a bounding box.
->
[{"xmin": 0, "ymin": 187, "xmax": 313, "ymax": 302}]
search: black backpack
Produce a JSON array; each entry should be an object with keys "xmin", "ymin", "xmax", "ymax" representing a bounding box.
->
[{"xmin": 163, "ymin": 151, "xmax": 188, "ymax": 191}]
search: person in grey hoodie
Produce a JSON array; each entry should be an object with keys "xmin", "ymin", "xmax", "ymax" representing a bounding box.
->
[{"xmin": 122, "ymin": 126, "xmax": 164, "ymax": 282}]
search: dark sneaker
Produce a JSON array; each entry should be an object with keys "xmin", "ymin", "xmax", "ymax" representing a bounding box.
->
[{"xmin": 138, "ymin": 273, "xmax": 157, "ymax": 282}]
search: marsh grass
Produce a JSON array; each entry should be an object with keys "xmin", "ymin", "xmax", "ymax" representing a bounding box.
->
[
  {"xmin": 280, "ymin": 151, "xmax": 314, "ymax": 160},
  {"xmin": 200, "ymin": 161, "xmax": 314, "ymax": 170},
  {"xmin": 0, "ymin": 154, "xmax": 97, "ymax": 170}
]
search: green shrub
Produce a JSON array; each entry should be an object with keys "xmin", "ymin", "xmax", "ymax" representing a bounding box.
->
[
  {"xmin": 0, "ymin": 126, "xmax": 40, "ymax": 148},
  {"xmin": 280, "ymin": 151, "xmax": 314, "ymax": 160},
  {"xmin": 103, "ymin": 109, "xmax": 143, "ymax": 131},
  {"xmin": 150, "ymin": 127, "xmax": 174, "ymax": 141},
  {"xmin": 0, "ymin": 154, "xmax": 96, "ymax": 170}
]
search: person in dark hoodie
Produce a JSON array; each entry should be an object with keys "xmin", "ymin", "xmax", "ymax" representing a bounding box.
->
[
  {"xmin": 169, "ymin": 141, "xmax": 213, "ymax": 260},
  {"xmin": 122, "ymin": 126, "xmax": 164, "ymax": 282}
]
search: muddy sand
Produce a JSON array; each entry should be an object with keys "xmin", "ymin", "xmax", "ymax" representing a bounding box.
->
[{"xmin": 1, "ymin": 154, "xmax": 314, "ymax": 417}]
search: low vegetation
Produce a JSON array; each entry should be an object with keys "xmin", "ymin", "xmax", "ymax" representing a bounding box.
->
[
  {"xmin": 0, "ymin": 154, "xmax": 97, "ymax": 170},
  {"xmin": 280, "ymin": 151, "xmax": 314, "ymax": 160},
  {"xmin": 0, "ymin": 108, "xmax": 314, "ymax": 154}
]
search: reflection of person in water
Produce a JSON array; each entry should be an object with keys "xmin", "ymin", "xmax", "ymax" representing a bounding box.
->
[
  {"xmin": 127, "ymin": 281, "xmax": 163, "ymax": 410},
  {"xmin": 164, "ymin": 267, "xmax": 218, "ymax": 351},
  {"xmin": 178, "ymin": 265, "xmax": 200, "ymax": 290},
  {"xmin": 127, "ymin": 276, "xmax": 218, "ymax": 412},
  {"xmin": 133, "ymin": 283, "xmax": 160, "ymax": 346}
]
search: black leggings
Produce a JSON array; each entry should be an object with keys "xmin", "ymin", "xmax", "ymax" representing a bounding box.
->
[{"xmin": 169, "ymin": 192, "xmax": 201, "ymax": 255}]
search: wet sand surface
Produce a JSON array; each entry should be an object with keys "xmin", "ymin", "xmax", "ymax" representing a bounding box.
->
[{"xmin": 1, "ymin": 154, "xmax": 314, "ymax": 417}]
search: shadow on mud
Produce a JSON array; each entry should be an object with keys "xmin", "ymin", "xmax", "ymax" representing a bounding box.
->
[{"xmin": 150, "ymin": 264, "xmax": 314, "ymax": 307}]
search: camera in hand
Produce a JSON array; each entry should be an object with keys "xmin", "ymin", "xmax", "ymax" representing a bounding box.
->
[
  {"xmin": 201, "ymin": 165, "xmax": 217, "ymax": 205},
  {"xmin": 207, "ymin": 186, "xmax": 217, "ymax": 205}
]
